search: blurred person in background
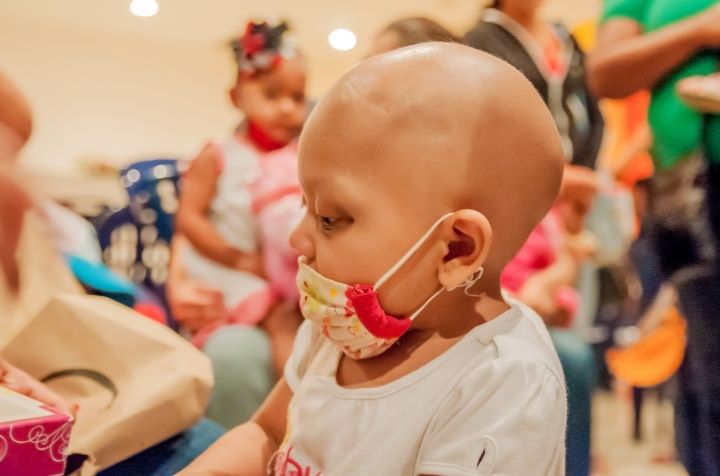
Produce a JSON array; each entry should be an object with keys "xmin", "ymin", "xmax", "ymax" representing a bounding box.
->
[
  {"xmin": 500, "ymin": 166, "xmax": 598, "ymax": 476},
  {"xmin": 464, "ymin": 1, "xmax": 604, "ymax": 474},
  {"xmin": 368, "ymin": 16, "xmax": 458, "ymax": 56},
  {"xmin": 589, "ymin": 2, "xmax": 720, "ymax": 474},
  {"xmin": 464, "ymin": 0, "xmax": 604, "ymax": 170},
  {"xmin": 169, "ymin": 19, "xmax": 306, "ymax": 428}
]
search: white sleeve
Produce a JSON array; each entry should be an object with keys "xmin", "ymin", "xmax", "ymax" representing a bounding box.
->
[
  {"xmin": 283, "ymin": 320, "xmax": 323, "ymax": 392},
  {"xmin": 415, "ymin": 360, "xmax": 567, "ymax": 476}
]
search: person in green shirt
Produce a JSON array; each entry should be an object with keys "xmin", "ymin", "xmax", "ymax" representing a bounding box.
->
[
  {"xmin": 592, "ymin": 1, "xmax": 719, "ymax": 169},
  {"xmin": 589, "ymin": 3, "xmax": 720, "ymax": 475}
]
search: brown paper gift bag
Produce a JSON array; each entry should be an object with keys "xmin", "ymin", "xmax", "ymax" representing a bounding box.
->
[
  {"xmin": 1, "ymin": 213, "xmax": 213, "ymax": 474},
  {"xmin": 0, "ymin": 211, "xmax": 83, "ymax": 335},
  {"xmin": 0, "ymin": 293, "xmax": 213, "ymax": 474}
]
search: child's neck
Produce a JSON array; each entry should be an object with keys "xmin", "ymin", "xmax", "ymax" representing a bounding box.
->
[
  {"xmin": 336, "ymin": 285, "xmax": 510, "ymax": 389},
  {"xmin": 413, "ymin": 284, "xmax": 510, "ymax": 338},
  {"xmin": 246, "ymin": 121, "xmax": 287, "ymax": 152}
]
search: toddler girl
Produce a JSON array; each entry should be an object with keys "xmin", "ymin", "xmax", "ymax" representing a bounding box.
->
[{"xmin": 175, "ymin": 20, "xmax": 306, "ymax": 349}]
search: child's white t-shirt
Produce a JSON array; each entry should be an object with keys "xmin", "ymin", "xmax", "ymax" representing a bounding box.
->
[{"xmin": 274, "ymin": 301, "xmax": 567, "ymax": 476}]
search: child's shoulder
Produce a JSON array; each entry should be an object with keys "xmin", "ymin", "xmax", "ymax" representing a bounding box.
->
[
  {"xmin": 490, "ymin": 301, "xmax": 564, "ymax": 375},
  {"xmin": 194, "ymin": 135, "xmax": 263, "ymax": 180},
  {"xmin": 212, "ymin": 135, "xmax": 260, "ymax": 163},
  {"xmin": 452, "ymin": 301, "xmax": 565, "ymax": 392},
  {"xmin": 438, "ymin": 302, "xmax": 566, "ymax": 406},
  {"xmin": 416, "ymin": 304, "xmax": 567, "ymax": 475}
]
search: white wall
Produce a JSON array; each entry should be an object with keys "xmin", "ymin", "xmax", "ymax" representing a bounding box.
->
[
  {"xmin": 1, "ymin": 0, "xmax": 599, "ymax": 176},
  {"xmin": 2, "ymin": 20, "xmax": 238, "ymax": 173}
]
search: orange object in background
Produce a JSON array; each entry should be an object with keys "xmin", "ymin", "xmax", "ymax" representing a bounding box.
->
[
  {"xmin": 603, "ymin": 92, "xmax": 654, "ymax": 189},
  {"xmin": 133, "ymin": 302, "xmax": 167, "ymax": 325},
  {"xmin": 606, "ymin": 308, "xmax": 686, "ymax": 388}
]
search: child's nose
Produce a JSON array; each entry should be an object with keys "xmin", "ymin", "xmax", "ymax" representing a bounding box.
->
[
  {"xmin": 290, "ymin": 213, "xmax": 315, "ymax": 259},
  {"xmin": 279, "ymin": 97, "xmax": 296, "ymax": 116}
]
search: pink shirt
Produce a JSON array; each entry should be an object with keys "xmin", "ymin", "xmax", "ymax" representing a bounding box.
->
[{"xmin": 501, "ymin": 210, "xmax": 579, "ymax": 323}]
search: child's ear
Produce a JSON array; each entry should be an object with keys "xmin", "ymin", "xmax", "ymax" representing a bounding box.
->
[
  {"xmin": 437, "ymin": 209, "xmax": 492, "ymax": 290},
  {"xmin": 229, "ymin": 83, "xmax": 242, "ymax": 109}
]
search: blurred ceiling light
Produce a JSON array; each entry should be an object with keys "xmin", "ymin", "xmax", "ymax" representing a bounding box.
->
[
  {"xmin": 130, "ymin": 0, "xmax": 159, "ymax": 17},
  {"xmin": 328, "ymin": 29, "xmax": 357, "ymax": 51}
]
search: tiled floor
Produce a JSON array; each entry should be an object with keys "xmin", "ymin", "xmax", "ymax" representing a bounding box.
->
[{"xmin": 592, "ymin": 390, "xmax": 687, "ymax": 476}]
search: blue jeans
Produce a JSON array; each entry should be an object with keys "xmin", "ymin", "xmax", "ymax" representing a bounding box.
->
[
  {"xmin": 647, "ymin": 158, "xmax": 720, "ymax": 475},
  {"xmin": 673, "ymin": 270, "xmax": 720, "ymax": 476},
  {"xmin": 98, "ymin": 418, "xmax": 224, "ymax": 476},
  {"xmin": 629, "ymin": 230, "xmax": 663, "ymax": 313},
  {"xmin": 551, "ymin": 329, "xmax": 596, "ymax": 476}
]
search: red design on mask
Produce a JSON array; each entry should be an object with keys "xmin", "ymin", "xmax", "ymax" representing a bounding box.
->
[{"xmin": 345, "ymin": 285, "xmax": 412, "ymax": 339}]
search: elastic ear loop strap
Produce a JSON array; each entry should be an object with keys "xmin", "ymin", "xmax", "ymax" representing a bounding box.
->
[
  {"xmin": 374, "ymin": 213, "xmax": 485, "ymax": 320},
  {"xmin": 375, "ymin": 213, "xmax": 455, "ymax": 291}
]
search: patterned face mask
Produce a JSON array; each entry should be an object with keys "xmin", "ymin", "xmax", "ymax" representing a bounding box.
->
[{"xmin": 296, "ymin": 213, "xmax": 484, "ymax": 360}]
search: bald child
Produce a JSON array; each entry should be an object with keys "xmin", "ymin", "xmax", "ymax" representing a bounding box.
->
[{"xmin": 182, "ymin": 42, "xmax": 567, "ymax": 476}]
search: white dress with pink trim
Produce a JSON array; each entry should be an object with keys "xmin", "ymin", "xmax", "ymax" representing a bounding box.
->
[
  {"xmin": 181, "ymin": 135, "xmax": 275, "ymax": 347},
  {"xmin": 249, "ymin": 142, "xmax": 303, "ymax": 302}
]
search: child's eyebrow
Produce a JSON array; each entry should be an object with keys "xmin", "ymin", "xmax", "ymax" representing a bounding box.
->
[
  {"xmin": 326, "ymin": 179, "xmax": 369, "ymax": 216},
  {"xmin": 301, "ymin": 168, "xmax": 364, "ymax": 214}
]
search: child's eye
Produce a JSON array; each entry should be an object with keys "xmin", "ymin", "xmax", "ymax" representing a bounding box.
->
[
  {"xmin": 319, "ymin": 216, "xmax": 339, "ymax": 231},
  {"xmin": 264, "ymin": 89, "xmax": 280, "ymax": 100}
]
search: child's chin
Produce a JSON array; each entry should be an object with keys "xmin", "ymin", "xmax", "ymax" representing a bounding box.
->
[{"xmin": 272, "ymin": 128, "xmax": 300, "ymax": 143}]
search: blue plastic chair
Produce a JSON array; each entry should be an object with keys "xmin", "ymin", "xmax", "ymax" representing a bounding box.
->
[{"xmin": 95, "ymin": 158, "xmax": 181, "ymax": 328}]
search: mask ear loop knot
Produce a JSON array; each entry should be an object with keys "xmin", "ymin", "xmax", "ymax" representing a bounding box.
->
[{"xmin": 446, "ymin": 267, "xmax": 485, "ymax": 297}]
